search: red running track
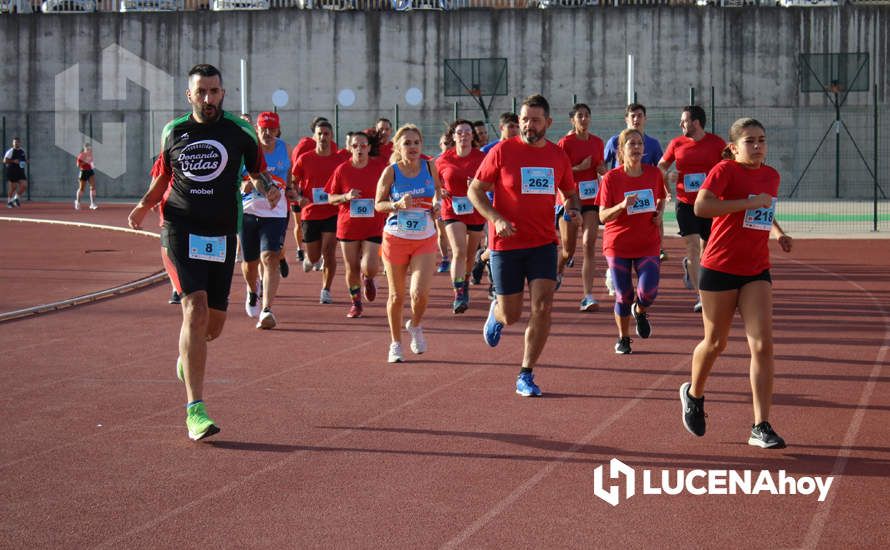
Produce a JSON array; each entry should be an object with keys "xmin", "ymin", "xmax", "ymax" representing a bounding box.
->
[{"xmin": 1, "ymin": 203, "xmax": 888, "ymax": 548}]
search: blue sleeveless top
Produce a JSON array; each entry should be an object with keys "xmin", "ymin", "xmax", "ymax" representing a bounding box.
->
[{"xmin": 384, "ymin": 161, "xmax": 437, "ymax": 240}]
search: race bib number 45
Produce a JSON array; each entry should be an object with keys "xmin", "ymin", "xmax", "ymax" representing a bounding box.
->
[
  {"xmin": 521, "ymin": 167, "xmax": 555, "ymax": 195},
  {"xmin": 188, "ymin": 234, "xmax": 227, "ymax": 263},
  {"xmin": 683, "ymin": 173, "xmax": 706, "ymax": 193},
  {"xmin": 625, "ymin": 188, "xmax": 656, "ymax": 215},
  {"xmin": 743, "ymin": 195, "xmax": 777, "ymax": 231}
]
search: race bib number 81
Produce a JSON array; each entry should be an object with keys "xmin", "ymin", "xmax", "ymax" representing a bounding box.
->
[
  {"xmin": 521, "ymin": 167, "xmax": 555, "ymax": 195},
  {"xmin": 743, "ymin": 195, "xmax": 776, "ymax": 231},
  {"xmin": 625, "ymin": 188, "xmax": 656, "ymax": 215}
]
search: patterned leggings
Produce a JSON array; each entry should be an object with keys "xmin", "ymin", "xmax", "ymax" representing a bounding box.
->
[{"xmin": 606, "ymin": 255, "xmax": 661, "ymax": 317}]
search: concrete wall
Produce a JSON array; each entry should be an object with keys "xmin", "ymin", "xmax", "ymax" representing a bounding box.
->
[{"xmin": 0, "ymin": 7, "xmax": 887, "ymax": 199}]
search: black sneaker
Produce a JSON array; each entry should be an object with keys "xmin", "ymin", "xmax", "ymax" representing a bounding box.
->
[
  {"xmin": 614, "ymin": 336, "xmax": 632, "ymax": 354},
  {"xmin": 279, "ymin": 258, "xmax": 290, "ymax": 278},
  {"xmin": 169, "ymin": 290, "xmax": 181, "ymax": 305},
  {"xmin": 296, "ymin": 249, "xmax": 305, "ymax": 262},
  {"xmin": 13, "ymin": 198, "xmax": 20, "ymax": 207},
  {"xmin": 471, "ymin": 249, "xmax": 486, "ymax": 285},
  {"xmin": 632, "ymin": 302, "xmax": 651, "ymax": 339},
  {"xmin": 680, "ymin": 382, "xmax": 706, "ymax": 436},
  {"xmin": 748, "ymin": 421, "xmax": 786, "ymax": 449}
]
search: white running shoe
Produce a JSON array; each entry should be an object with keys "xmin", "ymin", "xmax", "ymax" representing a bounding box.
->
[
  {"xmin": 74, "ymin": 200, "xmax": 80, "ymax": 210},
  {"xmin": 302, "ymin": 257, "xmax": 313, "ymax": 272},
  {"xmin": 257, "ymin": 308, "xmax": 277, "ymax": 329},
  {"xmin": 388, "ymin": 342, "xmax": 404, "ymax": 363},
  {"xmin": 405, "ymin": 320, "xmax": 427, "ymax": 354},
  {"xmin": 89, "ymin": 203, "xmax": 98, "ymax": 210},
  {"xmin": 245, "ymin": 289, "xmax": 260, "ymax": 318},
  {"xmin": 319, "ymin": 288, "xmax": 332, "ymax": 304}
]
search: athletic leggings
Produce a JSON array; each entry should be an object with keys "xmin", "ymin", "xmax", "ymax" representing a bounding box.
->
[{"xmin": 605, "ymin": 256, "xmax": 660, "ymax": 317}]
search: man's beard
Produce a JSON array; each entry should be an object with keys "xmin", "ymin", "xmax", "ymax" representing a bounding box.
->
[
  {"xmin": 522, "ymin": 128, "xmax": 545, "ymax": 144},
  {"xmin": 198, "ymin": 99, "xmax": 223, "ymax": 122}
]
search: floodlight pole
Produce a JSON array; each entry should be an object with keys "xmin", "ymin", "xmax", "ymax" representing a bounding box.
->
[
  {"xmin": 240, "ymin": 59, "xmax": 248, "ymax": 116},
  {"xmin": 874, "ymin": 84, "xmax": 879, "ymax": 232},
  {"xmin": 835, "ymin": 90, "xmax": 841, "ymax": 198},
  {"xmin": 626, "ymin": 55, "xmax": 634, "ymax": 105}
]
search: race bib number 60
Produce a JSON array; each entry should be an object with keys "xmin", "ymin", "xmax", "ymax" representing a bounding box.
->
[
  {"xmin": 743, "ymin": 195, "xmax": 777, "ymax": 231},
  {"xmin": 625, "ymin": 188, "xmax": 656, "ymax": 215},
  {"xmin": 312, "ymin": 187, "xmax": 329, "ymax": 204},
  {"xmin": 521, "ymin": 167, "xmax": 555, "ymax": 195}
]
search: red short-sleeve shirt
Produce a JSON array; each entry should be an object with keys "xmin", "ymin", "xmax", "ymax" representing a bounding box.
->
[
  {"xmin": 474, "ymin": 137, "xmax": 576, "ymax": 252},
  {"xmin": 596, "ymin": 164, "xmax": 666, "ymax": 258},
  {"xmin": 325, "ymin": 159, "xmax": 387, "ymax": 241},
  {"xmin": 435, "ymin": 148, "xmax": 486, "ymax": 226},
  {"xmin": 292, "ymin": 150, "xmax": 348, "ymax": 221},
  {"xmin": 700, "ymin": 160, "xmax": 780, "ymax": 276},
  {"xmin": 557, "ymin": 132, "xmax": 605, "ymax": 207},
  {"xmin": 661, "ymin": 133, "xmax": 726, "ymax": 205}
]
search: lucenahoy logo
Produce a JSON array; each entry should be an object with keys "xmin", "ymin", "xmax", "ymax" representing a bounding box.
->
[{"xmin": 179, "ymin": 140, "xmax": 228, "ymax": 183}]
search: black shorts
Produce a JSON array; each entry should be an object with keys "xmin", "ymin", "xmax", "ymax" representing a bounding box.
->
[
  {"xmin": 676, "ymin": 201, "xmax": 712, "ymax": 240},
  {"xmin": 6, "ymin": 168, "xmax": 25, "ymax": 182},
  {"xmin": 161, "ymin": 224, "xmax": 237, "ymax": 311},
  {"xmin": 79, "ymin": 169, "xmax": 95, "ymax": 181},
  {"xmin": 699, "ymin": 267, "xmax": 771, "ymax": 292},
  {"xmin": 301, "ymin": 215, "xmax": 338, "ymax": 243},
  {"xmin": 338, "ymin": 235, "xmax": 383, "ymax": 244},
  {"xmin": 239, "ymin": 214, "xmax": 288, "ymax": 262},
  {"xmin": 442, "ymin": 219, "xmax": 485, "ymax": 232}
]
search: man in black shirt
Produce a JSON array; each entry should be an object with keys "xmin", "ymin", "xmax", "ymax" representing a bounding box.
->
[
  {"xmin": 4, "ymin": 137, "xmax": 28, "ymax": 208},
  {"xmin": 129, "ymin": 64, "xmax": 290, "ymax": 441}
]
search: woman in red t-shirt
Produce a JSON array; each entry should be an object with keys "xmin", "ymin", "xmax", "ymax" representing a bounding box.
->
[
  {"xmin": 680, "ymin": 118, "xmax": 793, "ymax": 450},
  {"xmin": 557, "ymin": 103, "xmax": 608, "ymax": 312},
  {"xmin": 75, "ymin": 143, "xmax": 97, "ymax": 210},
  {"xmin": 435, "ymin": 119, "xmax": 487, "ymax": 314},
  {"xmin": 326, "ymin": 131, "xmax": 387, "ymax": 319},
  {"xmin": 597, "ymin": 128, "xmax": 665, "ymax": 355}
]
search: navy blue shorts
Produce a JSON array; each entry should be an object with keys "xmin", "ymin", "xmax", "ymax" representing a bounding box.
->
[
  {"xmin": 489, "ymin": 243, "xmax": 557, "ymax": 296},
  {"xmin": 240, "ymin": 214, "xmax": 288, "ymax": 262}
]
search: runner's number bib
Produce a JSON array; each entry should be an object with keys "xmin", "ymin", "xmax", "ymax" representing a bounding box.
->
[
  {"xmin": 188, "ymin": 234, "xmax": 226, "ymax": 263},
  {"xmin": 312, "ymin": 187, "xmax": 329, "ymax": 204},
  {"xmin": 397, "ymin": 210, "xmax": 427, "ymax": 232},
  {"xmin": 451, "ymin": 196, "xmax": 474, "ymax": 215},
  {"xmin": 521, "ymin": 167, "xmax": 555, "ymax": 195},
  {"xmin": 578, "ymin": 179, "xmax": 599, "ymax": 200},
  {"xmin": 683, "ymin": 173, "xmax": 706, "ymax": 193},
  {"xmin": 625, "ymin": 189, "xmax": 656, "ymax": 215},
  {"xmin": 743, "ymin": 195, "xmax": 776, "ymax": 231},
  {"xmin": 350, "ymin": 198, "xmax": 374, "ymax": 218}
]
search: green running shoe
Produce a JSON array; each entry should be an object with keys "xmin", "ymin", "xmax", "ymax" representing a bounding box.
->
[
  {"xmin": 186, "ymin": 402, "xmax": 220, "ymax": 441},
  {"xmin": 176, "ymin": 356, "xmax": 184, "ymax": 383}
]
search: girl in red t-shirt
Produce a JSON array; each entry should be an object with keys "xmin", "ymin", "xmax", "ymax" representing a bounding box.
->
[
  {"xmin": 597, "ymin": 129, "xmax": 665, "ymax": 355},
  {"xmin": 326, "ymin": 131, "xmax": 386, "ymax": 319},
  {"xmin": 557, "ymin": 103, "xmax": 608, "ymax": 312},
  {"xmin": 435, "ymin": 120, "xmax": 487, "ymax": 314},
  {"xmin": 75, "ymin": 143, "xmax": 97, "ymax": 210},
  {"xmin": 680, "ymin": 118, "xmax": 793, "ymax": 450}
]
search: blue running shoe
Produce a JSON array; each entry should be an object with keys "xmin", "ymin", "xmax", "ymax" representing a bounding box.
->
[
  {"xmin": 483, "ymin": 299, "xmax": 503, "ymax": 347},
  {"xmin": 516, "ymin": 371, "xmax": 542, "ymax": 397},
  {"xmin": 437, "ymin": 258, "xmax": 450, "ymax": 273}
]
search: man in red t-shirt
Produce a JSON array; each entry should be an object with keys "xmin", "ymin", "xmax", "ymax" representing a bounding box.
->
[
  {"xmin": 658, "ymin": 105, "xmax": 726, "ymax": 312},
  {"xmin": 468, "ymin": 94, "xmax": 581, "ymax": 397},
  {"xmin": 292, "ymin": 120, "xmax": 349, "ymax": 304}
]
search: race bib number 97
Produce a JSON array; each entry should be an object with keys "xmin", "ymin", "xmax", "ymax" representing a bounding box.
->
[
  {"xmin": 625, "ymin": 188, "xmax": 656, "ymax": 215},
  {"xmin": 521, "ymin": 167, "xmax": 555, "ymax": 195},
  {"xmin": 743, "ymin": 195, "xmax": 776, "ymax": 231},
  {"xmin": 349, "ymin": 198, "xmax": 374, "ymax": 218},
  {"xmin": 188, "ymin": 234, "xmax": 227, "ymax": 263},
  {"xmin": 397, "ymin": 210, "xmax": 427, "ymax": 232}
]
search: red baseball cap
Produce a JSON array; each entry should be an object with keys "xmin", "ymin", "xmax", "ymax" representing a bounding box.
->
[{"xmin": 257, "ymin": 111, "xmax": 280, "ymax": 129}]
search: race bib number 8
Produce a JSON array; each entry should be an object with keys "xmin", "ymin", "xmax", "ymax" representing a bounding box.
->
[
  {"xmin": 520, "ymin": 167, "xmax": 555, "ymax": 195},
  {"xmin": 397, "ymin": 210, "xmax": 427, "ymax": 232},
  {"xmin": 451, "ymin": 196, "xmax": 474, "ymax": 215},
  {"xmin": 578, "ymin": 179, "xmax": 599, "ymax": 200},
  {"xmin": 625, "ymin": 188, "xmax": 656, "ymax": 215},
  {"xmin": 683, "ymin": 173, "xmax": 706, "ymax": 193},
  {"xmin": 312, "ymin": 187, "xmax": 329, "ymax": 204},
  {"xmin": 188, "ymin": 234, "xmax": 227, "ymax": 263},
  {"xmin": 350, "ymin": 198, "xmax": 374, "ymax": 218},
  {"xmin": 743, "ymin": 195, "xmax": 776, "ymax": 231}
]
